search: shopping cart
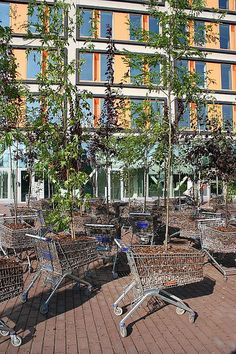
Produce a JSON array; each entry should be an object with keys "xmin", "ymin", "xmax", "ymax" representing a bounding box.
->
[
  {"xmin": 0, "ymin": 258, "xmax": 23, "ymax": 347},
  {"xmin": 112, "ymin": 239, "xmax": 204, "ymax": 337},
  {"xmin": 84, "ymin": 223, "xmax": 119, "ymax": 278},
  {"xmin": 21, "ymin": 234, "xmax": 99, "ymax": 314},
  {"xmin": 129, "ymin": 212, "xmax": 154, "ymax": 245},
  {"xmin": 0, "ymin": 215, "xmax": 38, "ymax": 273},
  {"xmin": 199, "ymin": 219, "xmax": 236, "ymax": 280}
]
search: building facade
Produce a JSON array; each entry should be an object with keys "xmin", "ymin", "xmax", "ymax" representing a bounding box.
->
[{"xmin": 0, "ymin": 0, "xmax": 236, "ymax": 203}]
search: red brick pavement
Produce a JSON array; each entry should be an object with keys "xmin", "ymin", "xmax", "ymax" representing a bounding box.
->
[{"xmin": 0, "ymin": 261, "xmax": 236, "ymax": 354}]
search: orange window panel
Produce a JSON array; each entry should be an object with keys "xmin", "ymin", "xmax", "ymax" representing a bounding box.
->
[
  {"xmin": 143, "ymin": 15, "xmax": 148, "ymax": 31},
  {"xmin": 190, "ymin": 102, "xmax": 197, "ymax": 129},
  {"xmin": 114, "ymin": 55, "xmax": 129, "ymax": 84},
  {"xmin": 206, "ymin": 62, "xmax": 220, "ymax": 90},
  {"xmin": 94, "ymin": 10, "xmax": 99, "ymax": 38},
  {"xmin": 232, "ymin": 65, "xmax": 236, "ymax": 90},
  {"xmin": 10, "ymin": 3, "xmax": 28, "ymax": 34},
  {"xmin": 13, "ymin": 49, "xmax": 27, "ymax": 80},
  {"xmin": 189, "ymin": 20, "xmax": 194, "ymax": 46},
  {"xmin": 205, "ymin": 0, "xmax": 218, "ymax": 8},
  {"xmin": 113, "ymin": 12, "xmax": 129, "ymax": 41},
  {"xmin": 233, "ymin": 106, "xmax": 236, "ymax": 132},
  {"xmin": 94, "ymin": 98, "xmax": 99, "ymax": 127},
  {"xmin": 189, "ymin": 60, "xmax": 195, "ymax": 72},
  {"xmin": 94, "ymin": 53, "xmax": 99, "ymax": 81},
  {"xmin": 207, "ymin": 22, "xmax": 219, "ymax": 49},
  {"xmin": 229, "ymin": 0, "xmax": 235, "ymax": 11},
  {"xmin": 231, "ymin": 26, "xmax": 236, "ymax": 51}
]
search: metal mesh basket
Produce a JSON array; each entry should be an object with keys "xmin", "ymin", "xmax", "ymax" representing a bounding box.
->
[
  {"xmin": 0, "ymin": 258, "xmax": 23, "ymax": 303},
  {"xmin": 201, "ymin": 225, "xmax": 236, "ymax": 253},
  {"xmin": 0, "ymin": 219, "xmax": 37, "ymax": 249},
  {"xmin": 128, "ymin": 245, "xmax": 204, "ymax": 290},
  {"xmin": 35, "ymin": 236, "xmax": 99, "ymax": 274}
]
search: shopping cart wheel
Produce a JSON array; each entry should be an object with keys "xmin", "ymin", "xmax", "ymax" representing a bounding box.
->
[
  {"xmin": 40, "ymin": 303, "xmax": 49, "ymax": 315},
  {"xmin": 84, "ymin": 285, "xmax": 93, "ymax": 296},
  {"xmin": 20, "ymin": 293, "xmax": 28, "ymax": 303},
  {"xmin": 176, "ymin": 307, "xmax": 185, "ymax": 315},
  {"xmin": 0, "ymin": 330, "xmax": 10, "ymax": 337},
  {"xmin": 112, "ymin": 272, "xmax": 118, "ymax": 279},
  {"xmin": 114, "ymin": 306, "xmax": 123, "ymax": 316},
  {"xmin": 120, "ymin": 325, "xmax": 127, "ymax": 338},
  {"xmin": 189, "ymin": 312, "xmax": 196, "ymax": 324},
  {"xmin": 10, "ymin": 335, "xmax": 22, "ymax": 347}
]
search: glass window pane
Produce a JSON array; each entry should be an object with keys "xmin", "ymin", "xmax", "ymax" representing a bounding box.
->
[
  {"xmin": 100, "ymin": 12, "xmax": 112, "ymax": 38},
  {"xmin": 179, "ymin": 104, "xmax": 190, "ymax": 128},
  {"xmin": 81, "ymin": 98, "xmax": 93, "ymax": 127},
  {"xmin": 80, "ymin": 10, "xmax": 93, "ymax": 37},
  {"xmin": 27, "ymin": 50, "xmax": 41, "ymax": 79},
  {"xmin": 0, "ymin": 171, "xmax": 8, "ymax": 199},
  {"xmin": 80, "ymin": 53, "xmax": 93, "ymax": 81},
  {"xmin": 176, "ymin": 60, "xmax": 188, "ymax": 83},
  {"xmin": 195, "ymin": 62, "xmax": 205, "ymax": 88},
  {"xmin": 221, "ymin": 64, "xmax": 231, "ymax": 89},
  {"xmin": 49, "ymin": 7, "xmax": 63, "ymax": 34},
  {"xmin": 26, "ymin": 99, "xmax": 40, "ymax": 122},
  {"xmin": 149, "ymin": 16, "xmax": 159, "ymax": 34},
  {"xmin": 0, "ymin": 151, "xmax": 9, "ymax": 168},
  {"xmin": 220, "ymin": 24, "xmax": 230, "ymax": 49},
  {"xmin": 219, "ymin": 0, "xmax": 229, "ymax": 9},
  {"xmin": 131, "ymin": 99, "xmax": 142, "ymax": 128},
  {"xmin": 222, "ymin": 105, "xmax": 233, "ymax": 131},
  {"xmin": 0, "ymin": 2, "xmax": 10, "ymax": 27},
  {"xmin": 130, "ymin": 65, "xmax": 143, "ymax": 84},
  {"xmin": 28, "ymin": 6, "xmax": 41, "ymax": 33},
  {"xmin": 151, "ymin": 100, "xmax": 163, "ymax": 121},
  {"xmin": 150, "ymin": 62, "xmax": 160, "ymax": 85},
  {"xmin": 194, "ymin": 21, "xmax": 205, "ymax": 46},
  {"xmin": 197, "ymin": 104, "xmax": 207, "ymax": 131},
  {"xmin": 130, "ymin": 14, "xmax": 141, "ymax": 40},
  {"xmin": 100, "ymin": 53, "xmax": 107, "ymax": 81}
]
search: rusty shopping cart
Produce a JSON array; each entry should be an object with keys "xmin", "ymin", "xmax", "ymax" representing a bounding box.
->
[
  {"xmin": 0, "ymin": 258, "xmax": 23, "ymax": 347},
  {"xmin": 21, "ymin": 234, "xmax": 99, "ymax": 314},
  {"xmin": 112, "ymin": 240, "xmax": 204, "ymax": 337}
]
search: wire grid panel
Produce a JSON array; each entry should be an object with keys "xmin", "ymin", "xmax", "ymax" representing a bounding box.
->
[
  {"xmin": 0, "ymin": 219, "xmax": 37, "ymax": 249},
  {"xmin": 201, "ymin": 225, "xmax": 236, "ymax": 253},
  {"xmin": 0, "ymin": 259, "xmax": 23, "ymax": 303},
  {"xmin": 127, "ymin": 245, "xmax": 204, "ymax": 291},
  {"xmin": 35, "ymin": 237, "xmax": 99, "ymax": 274}
]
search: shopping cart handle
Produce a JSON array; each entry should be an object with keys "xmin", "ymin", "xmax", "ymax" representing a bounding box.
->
[
  {"xmin": 114, "ymin": 238, "xmax": 129, "ymax": 252},
  {"xmin": 25, "ymin": 233, "xmax": 50, "ymax": 242}
]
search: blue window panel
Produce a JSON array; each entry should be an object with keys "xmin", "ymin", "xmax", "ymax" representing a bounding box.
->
[
  {"xmin": 197, "ymin": 104, "xmax": 207, "ymax": 131},
  {"xmin": 220, "ymin": 24, "xmax": 230, "ymax": 49},
  {"xmin": 221, "ymin": 64, "xmax": 231, "ymax": 89},
  {"xmin": 80, "ymin": 10, "xmax": 93, "ymax": 37},
  {"xmin": 195, "ymin": 62, "xmax": 205, "ymax": 88},
  {"xmin": 222, "ymin": 105, "xmax": 233, "ymax": 131},
  {"xmin": 100, "ymin": 54, "xmax": 107, "ymax": 81},
  {"xmin": 219, "ymin": 0, "xmax": 229, "ymax": 9},
  {"xmin": 176, "ymin": 60, "xmax": 188, "ymax": 83},
  {"xmin": 179, "ymin": 104, "xmax": 190, "ymax": 129},
  {"xmin": 49, "ymin": 7, "xmax": 63, "ymax": 34},
  {"xmin": 27, "ymin": 51, "xmax": 41, "ymax": 79},
  {"xmin": 149, "ymin": 16, "xmax": 159, "ymax": 34},
  {"xmin": 151, "ymin": 100, "xmax": 163, "ymax": 121},
  {"xmin": 28, "ymin": 6, "xmax": 41, "ymax": 33},
  {"xmin": 130, "ymin": 14, "xmax": 141, "ymax": 40},
  {"xmin": 194, "ymin": 21, "xmax": 205, "ymax": 46},
  {"xmin": 26, "ymin": 99, "xmax": 40, "ymax": 122},
  {"xmin": 80, "ymin": 53, "xmax": 93, "ymax": 81},
  {"xmin": 130, "ymin": 66, "xmax": 143, "ymax": 84},
  {"xmin": 100, "ymin": 12, "xmax": 112, "ymax": 38},
  {"xmin": 0, "ymin": 3, "xmax": 10, "ymax": 27},
  {"xmin": 0, "ymin": 151, "xmax": 9, "ymax": 168},
  {"xmin": 100, "ymin": 98, "xmax": 107, "ymax": 126},
  {"xmin": 131, "ymin": 99, "xmax": 142, "ymax": 128},
  {"xmin": 81, "ymin": 98, "xmax": 93, "ymax": 127},
  {"xmin": 150, "ymin": 62, "xmax": 160, "ymax": 85}
]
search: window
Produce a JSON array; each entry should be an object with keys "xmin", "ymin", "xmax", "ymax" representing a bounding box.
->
[
  {"xmin": 194, "ymin": 21, "xmax": 205, "ymax": 46},
  {"xmin": 28, "ymin": 6, "xmax": 41, "ymax": 33},
  {"xmin": 100, "ymin": 11, "xmax": 112, "ymax": 38},
  {"xmin": 100, "ymin": 98, "xmax": 108, "ymax": 126},
  {"xmin": 130, "ymin": 14, "xmax": 142, "ymax": 40},
  {"xmin": 197, "ymin": 104, "xmax": 207, "ymax": 131},
  {"xmin": 80, "ymin": 10, "xmax": 93, "ymax": 37},
  {"xmin": 130, "ymin": 99, "xmax": 143, "ymax": 128},
  {"xmin": 130, "ymin": 65, "xmax": 143, "ymax": 84},
  {"xmin": 79, "ymin": 53, "xmax": 93, "ymax": 81},
  {"xmin": 0, "ymin": 151, "xmax": 9, "ymax": 168},
  {"xmin": 150, "ymin": 100, "xmax": 163, "ymax": 122},
  {"xmin": 48, "ymin": 103, "xmax": 62, "ymax": 124},
  {"xmin": 81, "ymin": 98, "xmax": 93, "ymax": 127},
  {"xmin": 100, "ymin": 54, "xmax": 107, "ymax": 81},
  {"xmin": 176, "ymin": 60, "xmax": 188, "ymax": 83},
  {"xmin": 178, "ymin": 104, "xmax": 190, "ymax": 129},
  {"xmin": 221, "ymin": 64, "xmax": 231, "ymax": 89},
  {"xmin": 149, "ymin": 16, "xmax": 159, "ymax": 34},
  {"xmin": 149, "ymin": 62, "xmax": 160, "ymax": 85},
  {"xmin": 27, "ymin": 50, "xmax": 41, "ymax": 79},
  {"xmin": 222, "ymin": 105, "xmax": 233, "ymax": 131},
  {"xmin": 0, "ymin": 171, "xmax": 8, "ymax": 199},
  {"xmin": 26, "ymin": 99, "xmax": 40, "ymax": 122},
  {"xmin": 219, "ymin": 0, "xmax": 229, "ymax": 9},
  {"xmin": 0, "ymin": 2, "xmax": 10, "ymax": 27},
  {"xmin": 220, "ymin": 24, "xmax": 230, "ymax": 49},
  {"xmin": 49, "ymin": 7, "xmax": 63, "ymax": 34},
  {"xmin": 195, "ymin": 62, "xmax": 206, "ymax": 88}
]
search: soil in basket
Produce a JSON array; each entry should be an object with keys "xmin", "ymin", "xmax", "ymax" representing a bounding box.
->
[
  {"xmin": 214, "ymin": 226, "xmax": 236, "ymax": 232},
  {"xmin": 0, "ymin": 256, "xmax": 20, "ymax": 265},
  {"xmin": 46, "ymin": 232, "xmax": 92, "ymax": 242},
  {"xmin": 3, "ymin": 223, "xmax": 31, "ymax": 230}
]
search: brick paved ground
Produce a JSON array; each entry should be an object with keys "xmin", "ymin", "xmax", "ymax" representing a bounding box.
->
[{"xmin": 1, "ymin": 203, "xmax": 236, "ymax": 354}]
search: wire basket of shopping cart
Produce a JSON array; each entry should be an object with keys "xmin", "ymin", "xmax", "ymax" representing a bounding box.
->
[
  {"xmin": 21, "ymin": 233, "xmax": 99, "ymax": 314},
  {"xmin": 112, "ymin": 240, "xmax": 204, "ymax": 337},
  {"xmin": 0, "ymin": 257, "xmax": 23, "ymax": 347},
  {"xmin": 129, "ymin": 212, "xmax": 154, "ymax": 244}
]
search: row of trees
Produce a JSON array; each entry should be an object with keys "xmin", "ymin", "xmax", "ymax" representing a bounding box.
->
[{"xmin": 1, "ymin": 0, "xmax": 236, "ymax": 244}]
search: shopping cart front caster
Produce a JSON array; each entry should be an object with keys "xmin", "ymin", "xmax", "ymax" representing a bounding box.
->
[
  {"xmin": 0, "ymin": 330, "xmax": 10, "ymax": 336},
  {"xmin": 112, "ymin": 272, "xmax": 118, "ymax": 279},
  {"xmin": 40, "ymin": 303, "xmax": 49, "ymax": 315},
  {"xmin": 120, "ymin": 325, "xmax": 127, "ymax": 338},
  {"xmin": 114, "ymin": 306, "xmax": 123, "ymax": 316},
  {"xmin": 84, "ymin": 285, "xmax": 92, "ymax": 296},
  {"xmin": 10, "ymin": 335, "xmax": 22, "ymax": 347},
  {"xmin": 189, "ymin": 312, "xmax": 196, "ymax": 323},
  {"xmin": 20, "ymin": 292, "xmax": 28, "ymax": 303},
  {"xmin": 176, "ymin": 307, "xmax": 185, "ymax": 315}
]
